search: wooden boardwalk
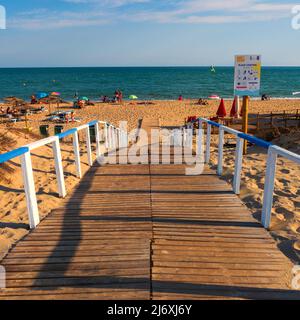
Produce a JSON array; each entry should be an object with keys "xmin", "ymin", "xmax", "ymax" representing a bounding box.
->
[{"xmin": 0, "ymin": 119, "xmax": 299, "ymax": 300}]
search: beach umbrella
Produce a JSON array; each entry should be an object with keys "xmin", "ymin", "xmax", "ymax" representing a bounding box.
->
[
  {"xmin": 230, "ymin": 97, "xmax": 238, "ymax": 118},
  {"xmin": 216, "ymin": 98, "xmax": 227, "ymax": 118},
  {"xmin": 36, "ymin": 92, "xmax": 48, "ymax": 99},
  {"xmin": 208, "ymin": 95, "xmax": 220, "ymax": 100},
  {"xmin": 129, "ymin": 95, "xmax": 138, "ymax": 100},
  {"xmin": 79, "ymin": 96, "xmax": 89, "ymax": 101},
  {"xmin": 4, "ymin": 97, "xmax": 26, "ymax": 108},
  {"xmin": 51, "ymin": 92, "xmax": 61, "ymax": 96}
]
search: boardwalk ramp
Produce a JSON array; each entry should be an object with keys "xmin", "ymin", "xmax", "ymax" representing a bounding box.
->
[{"xmin": 0, "ymin": 118, "xmax": 299, "ymax": 300}]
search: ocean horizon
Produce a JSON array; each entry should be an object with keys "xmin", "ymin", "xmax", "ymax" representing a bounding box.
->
[{"xmin": 1, "ymin": 66, "xmax": 300, "ymax": 101}]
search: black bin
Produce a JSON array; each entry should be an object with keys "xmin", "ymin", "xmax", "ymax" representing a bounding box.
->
[
  {"xmin": 39, "ymin": 125, "xmax": 49, "ymax": 137},
  {"xmin": 54, "ymin": 125, "xmax": 64, "ymax": 135}
]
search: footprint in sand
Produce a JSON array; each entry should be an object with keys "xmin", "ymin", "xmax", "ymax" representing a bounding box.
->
[
  {"xmin": 275, "ymin": 207, "xmax": 295, "ymax": 221},
  {"xmin": 280, "ymin": 169, "xmax": 290, "ymax": 175},
  {"xmin": 294, "ymin": 241, "xmax": 300, "ymax": 251},
  {"xmin": 290, "ymin": 222, "xmax": 300, "ymax": 235}
]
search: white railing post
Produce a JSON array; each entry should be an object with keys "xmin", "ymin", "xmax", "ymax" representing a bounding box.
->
[
  {"xmin": 85, "ymin": 126, "xmax": 93, "ymax": 166},
  {"xmin": 72, "ymin": 131, "xmax": 82, "ymax": 179},
  {"xmin": 197, "ymin": 120, "xmax": 203, "ymax": 156},
  {"xmin": 183, "ymin": 127, "xmax": 187, "ymax": 147},
  {"xmin": 104, "ymin": 123, "xmax": 109, "ymax": 149},
  {"xmin": 185, "ymin": 125, "xmax": 193, "ymax": 149},
  {"xmin": 189, "ymin": 124, "xmax": 193, "ymax": 149},
  {"xmin": 52, "ymin": 137, "xmax": 66, "ymax": 198},
  {"xmin": 109, "ymin": 125, "xmax": 113, "ymax": 149},
  {"xmin": 262, "ymin": 147, "xmax": 278, "ymax": 229},
  {"xmin": 112, "ymin": 127, "xmax": 116, "ymax": 150},
  {"xmin": 217, "ymin": 126, "xmax": 224, "ymax": 176},
  {"xmin": 95, "ymin": 122, "xmax": 101, "ymax": 162},
  {"xmin": 205, "ymin": 124, "xmax": 211, "ymax": 164},
  {"xmin": 116, "ymin": 129, "xmax": 120, "ymax": 150},
  {"xmin": 118, "ymin": 129, "xmax": 121, "ymax": 149},
  {"xmin": 20, "ymin": 152, "xmax": 40, "ymax": 229},
  {"xmin": 233, "ymin": 137, "xmax": 244, "ymax": 194}
]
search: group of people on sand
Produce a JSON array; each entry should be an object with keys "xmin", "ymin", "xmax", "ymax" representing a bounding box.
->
[
  {"xmin": 178, "ymin": 95, "xmax": 208, "ymax": 106},
  {"xmin": 101, "ymin": 90, "xmax": 123, "ymax": 103},
  {"xmin": 0, "ymin": 106, "xmax": 19, "ymax": 116}
]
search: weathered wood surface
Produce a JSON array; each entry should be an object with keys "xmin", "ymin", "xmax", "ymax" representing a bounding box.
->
[{"xmin": 0, "ymin": 118, "xmax": 298, "ymax": 300}]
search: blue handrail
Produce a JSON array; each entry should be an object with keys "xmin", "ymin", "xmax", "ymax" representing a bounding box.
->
[
  {"xmin": 0, "ymin": 147, "xmax": 29, "ymax": 164},
  {"xmin": 88, "ymin": 120, "xmax": 99, "ymax": 127},
  {"xmin": 238, "ymin": 133, "xmax": 272, "ymax": 149},
  {"xmin": 207, "ymin": 120, "xmax": 221, "ymax": 128},
  {"xmin": 200, "ymin": 118, "xmax": 271, "ymax": 149},
  {"xmin": 56, "ymin": 128, "xmax": 77, "ymax": 140}
]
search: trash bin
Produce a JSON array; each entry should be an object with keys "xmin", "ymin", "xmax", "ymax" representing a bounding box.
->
[
  {"xmin": 54, "ymin": 125, "xmax": 64, "ymax": 139},
  {"xmin": 89, "ymin": 126, "xmax": 96, "ymax": 143},
  {"xmin": 54, "ymin": 125, "xmax": 64, "ymax": 135},
  {"xmin": 39, "ymin": 125, "xmax": 49, "ymax": 137}
]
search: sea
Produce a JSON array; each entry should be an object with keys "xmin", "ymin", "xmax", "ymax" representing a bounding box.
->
[{"xmin": 0, "ymin": 66, "xmax": 300, "ymax": 101}]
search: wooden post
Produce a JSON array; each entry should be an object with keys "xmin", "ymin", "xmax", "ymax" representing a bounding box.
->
[
  {"xmin": 284, "ymin": 110, "xmax": 287, "ymax": 128},
  {"xmin": 25, "ymin": 113, "xmax": 29, "ymax": 131},
  {"xmin": 242, "ymin": 96, "xmax": 249, "ymax": 155},
  {"xmin": 256, "ymin": 113, "xmax": 260, "ymax": 131},
  {"xmin": 270, "ymin": 112, "xmax": 273, "ymax": 128}
]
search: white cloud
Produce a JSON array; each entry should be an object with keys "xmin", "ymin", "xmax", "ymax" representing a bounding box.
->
[{"xmin": 9, "ymin": 0, "xmax": 299, "ymax": 29}]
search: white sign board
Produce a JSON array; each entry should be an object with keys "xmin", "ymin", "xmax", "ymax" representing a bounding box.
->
[{"xmin": 234, "ymin": 55, "xmax": 261, "ymax": 97}]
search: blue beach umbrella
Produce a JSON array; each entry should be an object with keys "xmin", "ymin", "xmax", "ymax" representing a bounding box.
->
[{"xmin": 36, "ymin": 92, "xmax": 48, "ymax": 99}]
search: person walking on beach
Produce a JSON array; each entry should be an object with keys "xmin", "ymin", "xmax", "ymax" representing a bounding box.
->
[{"xmin": 118, "ymin": 90, "xmax": 123, "ymax": 103}]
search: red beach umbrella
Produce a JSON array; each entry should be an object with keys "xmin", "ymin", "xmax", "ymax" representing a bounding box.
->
[
  {"xmin": 230, "ymin": 97, "xmax": 238, "ymax": 118},
  {"xmin": 216, "ymin": 98, "xmax": 227, "ymax": 118}
]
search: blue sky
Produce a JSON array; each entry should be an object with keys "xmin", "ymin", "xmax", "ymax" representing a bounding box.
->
[{"xmin": 0, "ymin": 0, "xmax": 299, "ymax": 67}]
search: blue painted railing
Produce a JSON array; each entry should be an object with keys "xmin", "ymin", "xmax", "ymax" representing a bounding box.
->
[
  {"xmin": 189, "ymin": 117, "xmax": 300, "ymax": 229},
  {"xmin": 0, "ymin": 147, "xmax": 29, "ymax": 164},
  {"xmin": 0, "ymin": 120, "xmax": 125, "ymax": 229}
]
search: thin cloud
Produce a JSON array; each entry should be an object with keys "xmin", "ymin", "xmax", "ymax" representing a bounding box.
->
[{"xmin": 8, "ymin": 0, "xmax": 299, "ymax": 29}]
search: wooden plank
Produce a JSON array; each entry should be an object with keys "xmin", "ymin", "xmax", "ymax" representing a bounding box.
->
[{"xmin": 0, "ymin": 119, "xmax": 294, "ymax": 300}]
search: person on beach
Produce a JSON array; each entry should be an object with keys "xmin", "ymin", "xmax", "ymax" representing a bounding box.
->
[
  {"xmin": 178, "ymin": 95, "xmax": 183, "ymax": 101},
  {"xmin": 118, "ymin": 90, "xmax": 123, "ymax": 103},
  {"xmin": 0, "ymin": 106, "xmax": 5, "ymax": 114},
  {"xmin": 197, "ymin": 98, "xmax": 208, "ymax": 105},
  {"xmin": 101, "ymin": 96, "xmax": 109, "ymax": 103},
  {"xmin": 261, "ymin": 94, "xmax": 270, "ymax": 101},
  {"xmin": 31, "ymin": 95, "xmax": 38, "ymax": 104}
]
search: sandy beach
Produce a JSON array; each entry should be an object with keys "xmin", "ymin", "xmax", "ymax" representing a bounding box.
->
[{"xmin": 0, "ymin": 98, "xmax": 299, "ymax": 264}]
